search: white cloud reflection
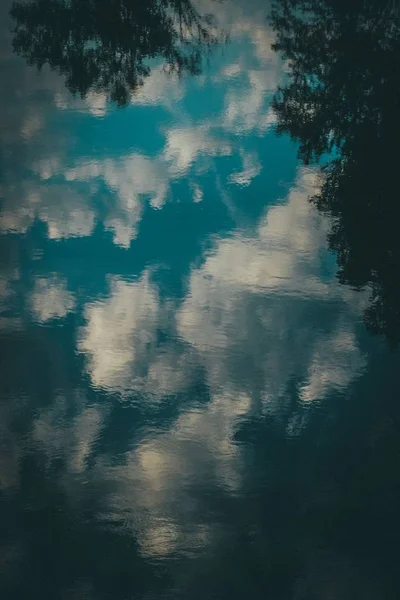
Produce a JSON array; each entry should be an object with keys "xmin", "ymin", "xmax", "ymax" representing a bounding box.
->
[
  {"xmin": 0, "ymin": 0, "xmax": 370, "ymax": 567},
  {"xmin": 75, "ymin": 169, "xmax": 366, "ymax": 404},
  {"xmin": 78, "ymin": 272, "xmax": 161, "ymax": 391},
  {"xmin": 66, "ymin": 153, "xmax": 169, "ymax": 246},
  {"xmin": 33, "ymin": 393, "xmax": 104, "ymax": 474},
  {"xmin": 56, "ymin": 169, "xmax": 367, "ymax": 559},
  {"xmin": 0, "ymin": 0, "xmax": 282, "ymax": 246},
  {"xmin": 177, "ymin": 169, "xmax": 366, "ymax": 405},
  {"xmin": 30, "ymin": 276, "xmax": 75, "ymax": 323}
]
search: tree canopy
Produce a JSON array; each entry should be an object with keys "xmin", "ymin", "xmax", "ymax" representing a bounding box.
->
[
  {"xmin": 270, "ymin": 0, "xmax": 400, "ymax": 345},
  {"xmin": 11, "ymin": 0, "xmax": 222, "ymax": 105}
]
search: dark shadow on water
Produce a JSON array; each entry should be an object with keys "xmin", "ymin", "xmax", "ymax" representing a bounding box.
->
[
  {"xmin": 10, "ymin": 0, "xmax": 224, "ymax": 106},
  {"xmin": 270, "ymin": 0, "xmax": 400, "ymax": 345}
]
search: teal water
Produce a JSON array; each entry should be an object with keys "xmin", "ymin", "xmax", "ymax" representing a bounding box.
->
[{"xmin": 1, "ymin": 0, "xmax": 400, "ymax": 598}]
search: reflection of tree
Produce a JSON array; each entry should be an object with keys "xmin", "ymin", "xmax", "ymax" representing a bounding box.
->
[
  {"xmin": 10, "ymin": 0, "xmax": 222, "ymax": 106},
  {"xmin": 270, "ymin": 0, "xmax": 400, "ymax": 345}
]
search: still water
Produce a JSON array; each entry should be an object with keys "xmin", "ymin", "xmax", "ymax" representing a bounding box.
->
[{"xmin": 1, "ymin": 0, "xmax": 400, "ymax": 598}]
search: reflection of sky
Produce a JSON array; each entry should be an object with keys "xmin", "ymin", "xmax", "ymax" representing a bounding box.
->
[
  {"xmin": 0, "ymin": 0, "xmax": 374, "ymax": 586},
  {"xmin": 1, "ymin": 0, "xmax": 281, "ymax": 244}
]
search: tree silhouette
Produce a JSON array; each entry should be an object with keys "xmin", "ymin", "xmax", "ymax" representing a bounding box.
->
[
  {"xmin": 10, "ymin": 0, "xmax": 222, "ymax": 106},
  {"xmin": 270, "ymin": 0, "xmax": 400, "ymax": 345}
]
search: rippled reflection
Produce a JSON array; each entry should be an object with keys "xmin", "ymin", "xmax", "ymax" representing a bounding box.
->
[
  {"xmin": 1, "ymin": 1, "xmax": 279, "ymax": 246},
  {"xmin": 1, "ymin": 0, "xmax": 400, "ymax": 599},
  {"xmin": 72, "ymin": 169, "xmax": 366, "ymax": 404},
  {"xmin": 11, "ymin": 0, "xmax": 223, "ymax": 106},
  {"xmin": 271, "ymin": 0, "xmax": 400, "ymax": 345}
]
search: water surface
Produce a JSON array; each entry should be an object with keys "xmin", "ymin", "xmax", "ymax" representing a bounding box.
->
[{"xmin": 1, "ymin": 0, "xmax": 400, "ymax": 598}]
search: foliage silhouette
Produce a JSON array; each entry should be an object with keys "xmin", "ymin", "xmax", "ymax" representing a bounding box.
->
[
  {"xmin": 270, "ymin": 0, "xmax": 400, "ymax": 345},
  {"xmin": 10, "ymin": 0, "xmax": 222, "ymax": 106}
]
